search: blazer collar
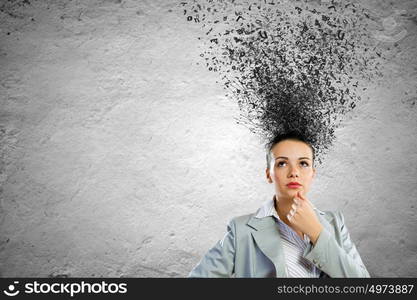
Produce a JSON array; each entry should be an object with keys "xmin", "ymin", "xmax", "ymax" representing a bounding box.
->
[{"xmin": 247, "ymin": 195, "xmax": 333, "ymax": 277}]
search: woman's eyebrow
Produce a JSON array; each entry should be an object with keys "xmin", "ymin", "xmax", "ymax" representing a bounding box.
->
[{"xmin": 275, "ymin": 156, "xmax": 311, "ymax": 160}]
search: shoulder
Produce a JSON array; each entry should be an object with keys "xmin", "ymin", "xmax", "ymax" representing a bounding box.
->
[
  {"xmin": 225, "ymin": 213, "xmax": 254, "ymax": 228},
  {"xmin": 226, "ymin": 209, "xmax": 346, "ymax": 229}
]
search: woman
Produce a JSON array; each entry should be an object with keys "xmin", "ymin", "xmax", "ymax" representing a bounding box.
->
[{"xmin": 188, "ymin": 131, "xmax": 370, "ymax": 278}]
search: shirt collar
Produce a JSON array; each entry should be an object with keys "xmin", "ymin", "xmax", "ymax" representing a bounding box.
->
[{"xmin": 254, "ymin": 195, "xmax": 280, "ymax": 219}]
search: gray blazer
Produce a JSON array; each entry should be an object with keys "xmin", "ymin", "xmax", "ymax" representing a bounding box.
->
[{"xmin": 188, "ymin": 208, "xmax": 370, "ymax": 278}]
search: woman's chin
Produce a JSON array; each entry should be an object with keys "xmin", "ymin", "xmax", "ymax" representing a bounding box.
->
[
  {"xmin": 278, "ymin": 190, "xmax": 297, "ymax": 198},
  {"xmin": 283, "ymin": 188, "xmax": 302, "ymax": 197}
]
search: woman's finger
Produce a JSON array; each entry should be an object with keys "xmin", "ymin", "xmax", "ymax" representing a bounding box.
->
[
  {"xmin": 298, "ymin": 191, "xmax": 314, "ymax": 209},
  {"xmin": 303, "ymin": 197, "xmax": 314, "ymax": 208}
]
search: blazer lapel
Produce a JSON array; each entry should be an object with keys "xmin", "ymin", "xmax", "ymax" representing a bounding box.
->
[
  {"xmin": 247, "ymin": 216, "xmax": 288, "ymax": 277},
  {"xmin": 247, "ymin": 207, "xmax": 334, "ymax": 277}
]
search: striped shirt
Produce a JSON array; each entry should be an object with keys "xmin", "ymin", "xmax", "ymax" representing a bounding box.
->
[{"xmin": 254, "ymin": 195, "xmax": 322, "ymax": 278}]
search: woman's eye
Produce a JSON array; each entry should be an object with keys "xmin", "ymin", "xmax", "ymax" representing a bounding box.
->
[{"xmin": 276, "ymin": 161, "xmax": 309, "ymax": 167}]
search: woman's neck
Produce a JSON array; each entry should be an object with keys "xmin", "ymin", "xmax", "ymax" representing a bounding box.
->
[
  {"xmin": 274, "ymin": 194, "xmax": 304, "ymax": 238},
  {"xmin": 274, "ymin": 195, "xmax": 294, "ymax": 222}
]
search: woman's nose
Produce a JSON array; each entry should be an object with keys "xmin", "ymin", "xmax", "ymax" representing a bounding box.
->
[{"xmin": 288, "ymin": 167, "xmax": 299, "ymax": 177}]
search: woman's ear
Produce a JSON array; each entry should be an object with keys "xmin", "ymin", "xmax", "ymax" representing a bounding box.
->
[{"xmin": 266, "ymin": 168, "xmax": 273, "ymax": 183}]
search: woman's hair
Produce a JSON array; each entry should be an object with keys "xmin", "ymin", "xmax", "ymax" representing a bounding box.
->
[{"xmin": 265, "ymin": 130, "xmax": 315, "ymax": 169}]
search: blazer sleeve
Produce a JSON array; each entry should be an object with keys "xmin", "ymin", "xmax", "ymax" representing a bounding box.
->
[
  {"xmin": 188, "ymin": 219, "xmax": 236, "ymax": 278},
  {"xmin": 302, "ymin": 210, "xmax": 371, "ymax": 278}
]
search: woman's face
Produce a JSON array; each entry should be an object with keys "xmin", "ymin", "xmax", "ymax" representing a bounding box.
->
[{"xmin": 266, "ymin": 139, "xmax": 316, "ymax": 200}]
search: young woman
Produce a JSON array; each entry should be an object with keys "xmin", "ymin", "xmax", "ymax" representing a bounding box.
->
[{"xmin": 188, "ymin": 131, "xmax": 370, "ymax": 278}]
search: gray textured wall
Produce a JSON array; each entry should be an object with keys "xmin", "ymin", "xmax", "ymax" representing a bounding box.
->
[{"xmin": 0, "ymin": 0, "xmax": 416, "ymax": 277}]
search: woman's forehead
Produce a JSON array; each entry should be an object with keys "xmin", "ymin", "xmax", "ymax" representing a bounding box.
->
[{"xmin": 271, "ymin": 140, "xmax": 313, "ymax": 158}]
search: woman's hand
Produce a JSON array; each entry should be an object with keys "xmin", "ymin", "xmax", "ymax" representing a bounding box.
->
[{"xmin": 287, "ymin": 190, "xmax": 323, "ymax": 245}]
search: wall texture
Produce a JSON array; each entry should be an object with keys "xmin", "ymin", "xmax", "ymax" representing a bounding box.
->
[{"xmin": 0, "ymin": 0, "xmax": 416, "ymax": 277}]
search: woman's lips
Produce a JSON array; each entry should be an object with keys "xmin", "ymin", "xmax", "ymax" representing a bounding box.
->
[{"xmin": 287, "ymin": 184, "xmax": 301, "ymax": 189}]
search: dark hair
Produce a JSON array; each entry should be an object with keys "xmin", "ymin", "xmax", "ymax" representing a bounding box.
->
[{"xmin": 265, "ymin": 130, "xmax": 315, "ymax": 169}]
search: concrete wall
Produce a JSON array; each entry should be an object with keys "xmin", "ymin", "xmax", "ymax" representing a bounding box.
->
[{"xmin": 0, "ymin": 0, "xmax": 416, "ymax": 277}]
